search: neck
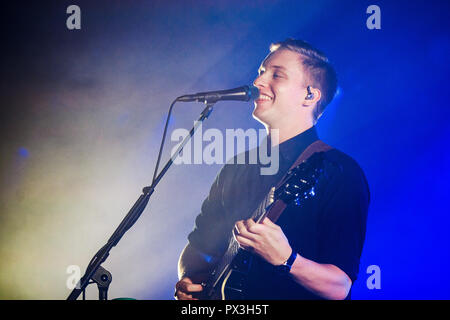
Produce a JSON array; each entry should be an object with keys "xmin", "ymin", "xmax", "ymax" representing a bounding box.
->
[{"xmin": 266, "ymin": 121, "xmax": 314, "ymax": 146}]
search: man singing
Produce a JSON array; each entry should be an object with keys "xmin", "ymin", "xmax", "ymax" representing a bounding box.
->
[{"xmin": 174, "ymin": 39, "xmax": 370, "ymax": 300}]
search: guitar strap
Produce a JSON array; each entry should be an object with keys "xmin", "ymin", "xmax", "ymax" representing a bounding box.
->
[{"xmin": 265, "ymin": 140, "xmax": 333, "ymax": 223}]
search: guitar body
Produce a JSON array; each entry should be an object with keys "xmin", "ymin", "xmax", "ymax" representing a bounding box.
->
[
  {"xmin": 195, "ymin": 241, "xmax": 253, "ymax": 300},
  {"xmin": 196, "ymin": 151, "xmax": 333, "ymax": 300},
  {"xmin": 217, "ymin": 248, "xmax": 253, "ymax": 300}
]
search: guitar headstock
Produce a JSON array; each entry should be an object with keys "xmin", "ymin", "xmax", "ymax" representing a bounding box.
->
[{"xmin": 274, "ymin": 152, "xmax": 328, "ymax": 206}]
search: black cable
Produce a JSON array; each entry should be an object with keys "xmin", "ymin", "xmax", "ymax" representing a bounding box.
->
[{"xmin": 151, "ymin": 98, "xmax": 179, "ymax": 184}]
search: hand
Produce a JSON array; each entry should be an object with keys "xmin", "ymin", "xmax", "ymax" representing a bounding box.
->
[
  {"xmin": 234, "ymin": 217, "xmax": 292, "ymax": 266},
  {"xmin": 174, "ymin": 277, "xmax": 203, "ymax": 300}
]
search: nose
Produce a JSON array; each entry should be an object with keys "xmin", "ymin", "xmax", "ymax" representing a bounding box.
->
[{"xmin": 253, "ymin": 73, "xmax": 267, "ymax": 88}]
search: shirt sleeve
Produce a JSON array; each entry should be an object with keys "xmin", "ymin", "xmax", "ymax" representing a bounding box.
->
[
  {"xmin": 187, "ymin": 164, "xmax": 235, "ymax": 257},
  {"xmin": 316, "ymin": 158, "xmax": 370, "ymax": 283}
]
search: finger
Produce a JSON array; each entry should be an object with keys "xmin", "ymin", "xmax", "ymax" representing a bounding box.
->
[
  {"xmin": 245, "ymin": 220, "xmax": 271, "ymax": 235},
  {"xmin": 262, "ymin": 217, "xmax": 280, "ymax": 229},
  {"xmin": 235, "ymin": 220, "xmax": 260, "ymax": 240},
  {"xmin": 245, "ymin": 218, "xmax": 264, "ymax": 233},
  {"xmin": 235, "ymin": 220, "xmax": 250, "ymax": 235},
  {"xmin": 182, "ymin": 282, "xmax": 203, "ymax": 293},
  {"xmin": 186, "ymin": 283, "xmax": 203, "ymax": 292},
  {"xmin": 244, "ymin": 218, "xmax": 257, "ymax": 228},
  {"xmin": 176, "ymin": 278, "xmax": 203, "ymax": 293},
  {"xmin": 175, "ymin": 290, "xmax": 198, "ymax": 300},
  {"xmin": 235, "ymin": 234, "xmax": 255, "ymax": 250},
  {"xmin": 234, "ymin": 220, "xmax": 244, "ymax": 235}
]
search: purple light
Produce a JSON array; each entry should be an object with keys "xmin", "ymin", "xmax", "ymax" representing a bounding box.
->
[{"xmin": 18, "ymin": 147, "xmax": 29, "ymax": 158}]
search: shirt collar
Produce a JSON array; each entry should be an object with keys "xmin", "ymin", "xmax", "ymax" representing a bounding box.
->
[{"xmin": 278, "ymin": 126, "xmax": 319, "ymax": 163}]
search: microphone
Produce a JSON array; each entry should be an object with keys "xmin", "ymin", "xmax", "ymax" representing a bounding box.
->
[{"xmin": 177, "ymin": 85, "xmax": 259, "ymax": 103}]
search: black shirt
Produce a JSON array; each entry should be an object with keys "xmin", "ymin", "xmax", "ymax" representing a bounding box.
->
[{"xmin": 187, "ymin": 126, "xmax": 370, "ymax": 299}]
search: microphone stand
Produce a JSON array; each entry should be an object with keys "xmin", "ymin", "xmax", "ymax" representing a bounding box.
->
[{"xmin": 67, "ymin": 99, "xmax": 216, "ymax": 300}]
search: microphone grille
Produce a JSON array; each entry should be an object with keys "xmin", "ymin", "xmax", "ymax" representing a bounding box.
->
[{"xmin": 248, "ymin": 85, "xmax": 260, "ymax": 101}]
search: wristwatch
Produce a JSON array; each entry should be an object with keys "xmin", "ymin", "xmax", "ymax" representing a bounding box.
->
[{"xmin": 275, "ymin": 250, "xmax": 297, "ymax": 274}]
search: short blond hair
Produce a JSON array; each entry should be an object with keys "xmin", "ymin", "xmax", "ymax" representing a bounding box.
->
[{"xmin": 270, "ymin": 39, "xmax": 338, "ymax": 121}]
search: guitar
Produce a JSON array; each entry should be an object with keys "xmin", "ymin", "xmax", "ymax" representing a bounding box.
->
[{"xmin": 196, "ymin": 151, "xmax": 331, "ymax": 300}]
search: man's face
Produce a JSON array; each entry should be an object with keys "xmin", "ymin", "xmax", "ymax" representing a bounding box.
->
[{"xmin": 253, "ymin": 49, "xmax": 308, "ymax": 128}]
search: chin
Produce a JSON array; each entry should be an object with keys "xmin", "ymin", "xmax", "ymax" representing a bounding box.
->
[{"xmin": 252, "ymin": 109, "xmax": 270, "ymax": 127}]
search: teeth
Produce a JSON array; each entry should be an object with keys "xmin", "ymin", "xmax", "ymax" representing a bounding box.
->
[{"xmin": 259, "ymin": 94, "xmax": 273, "ymax": 101}]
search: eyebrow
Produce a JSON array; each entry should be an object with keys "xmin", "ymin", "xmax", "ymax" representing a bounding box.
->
[
  {"xmin": 258, "ymin": 65, "xmax": 287, "ymax": 73},
  {"xmin": 269, "ymin": 65, "xmax": 287, "ymax": 70}
]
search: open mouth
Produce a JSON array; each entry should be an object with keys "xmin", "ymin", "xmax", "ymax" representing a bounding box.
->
[{"xmin": 256, "ymin": 93, "xmax": 273, "ymax": 102}]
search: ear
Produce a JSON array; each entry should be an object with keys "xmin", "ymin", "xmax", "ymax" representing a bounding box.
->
[{"xmin": 302, "ymin": 87, "xmax": 321, "ymax": 107}]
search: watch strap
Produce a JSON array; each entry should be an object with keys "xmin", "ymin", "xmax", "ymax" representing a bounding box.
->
[{"xmin": 283, "ymin": 250, "xmax": 297, "ymax": 268}]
